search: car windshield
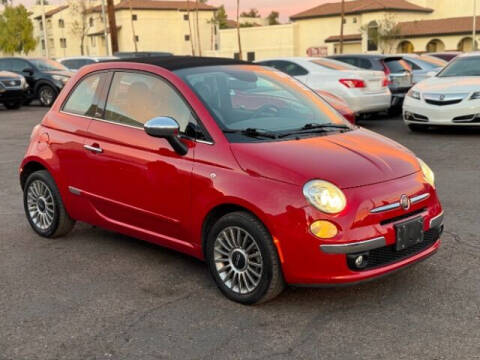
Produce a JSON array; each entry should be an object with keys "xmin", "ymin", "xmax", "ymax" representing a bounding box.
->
[
  {"xmin": 418, "ymin": 55, "xmax": 447, "ymax": 68},
  {"xmin": 437, "ymin": 56, "xmax": 480, "ymax": 77},
  {"xmin": 30, "ymin": 58, "xmax": 67, "ymax": 71},
  {"xmin": 175, "ymin": 65, "xmax": 350, "ymax": 140}
]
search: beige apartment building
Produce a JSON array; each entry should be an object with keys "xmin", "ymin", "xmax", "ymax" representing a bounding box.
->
[
  {"xmin": 29, "ymin": 0, "xmax": 217, "ymax": 59},
  {"xmin": 209, "ymin": 0, "xmax": 480, "ymax": 60}
]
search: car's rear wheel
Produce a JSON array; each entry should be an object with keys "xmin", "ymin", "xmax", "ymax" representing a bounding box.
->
[
  {"xmin": 206, "ymin": 211, "xmax": 285, "ymax": 304},
  {"xmin": 3, "ymin": 101, "xmax": 22, "ymax": 110},
  {"xmin": 408, "ymin": 124, "xmax": 428, "ymax": 132},
  {"xmin": 38, "ymin": 85, "xmax": 57, "ymax": 107},
  {"xmin": 23, "ymin": 170, "xmax": 75, "ymax": 238}
]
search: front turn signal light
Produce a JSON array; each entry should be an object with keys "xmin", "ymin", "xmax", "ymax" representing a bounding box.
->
[{"xmin": 310, "ymin": 220, "xmax": 338, "ymax": 239}]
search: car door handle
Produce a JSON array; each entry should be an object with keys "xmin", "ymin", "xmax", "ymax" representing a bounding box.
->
[{"xmin": 84, "ymin": 144, "xmax": 103, "ymax": 153}]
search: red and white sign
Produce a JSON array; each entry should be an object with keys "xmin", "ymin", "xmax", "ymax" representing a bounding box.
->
[{"xmin": 307, "ymin": 46, "xmax": 328, "ymax": 57}]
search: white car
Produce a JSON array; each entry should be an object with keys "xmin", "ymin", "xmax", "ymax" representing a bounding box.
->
[
  {"xmin": 57, "ymin": 56, "xmax": 118, "ymax": 71},
  {"xmin": 403, "ymin": 52, "xmax": 480, "ymax": 131},
  {"xmin": 256, "ymin": 57, "xmax": 391, "ymax": 114}
]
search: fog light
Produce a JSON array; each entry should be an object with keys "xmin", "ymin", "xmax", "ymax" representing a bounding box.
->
[
  {"xmin": 310, "ymin": 220, "xmax": 338, "ymax": 239},
  {"xmin": 354, "ymin": 255, "xmax": 364, "ymax": 267}
]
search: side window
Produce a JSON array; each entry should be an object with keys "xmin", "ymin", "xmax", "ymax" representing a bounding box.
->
[
  {"xmin": 0, "ymin": 59, "xmax": 10, "ymax": 71},
  {"xmin": 358, "ymin": 58, "xmax": 373, "ymax": 69},
  {"xmin": 10, "ymin": 59, "xmax": 30, "ymax": 72},
  {"xmin": 63, "ymin": 73, "xmax": 102, "ymax": 116},
  {"xmin": 104, "ymin": 72, "xmax": 197, "ymax": 133},
  {"xmin": 338, "ymin": 57, "xmax": 357, "ymax": 67},
  {"xmin": 268, "ymin": 61, "xmax": 308, "ymax": 76},
  {"xmin": 405, "ymin": 60, "xmax": 420, "ymax": 70}
]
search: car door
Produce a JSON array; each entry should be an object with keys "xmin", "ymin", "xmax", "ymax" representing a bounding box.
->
[{"xmin": 82, "ymin": 70, "xmax": 198, "ymax": 244}]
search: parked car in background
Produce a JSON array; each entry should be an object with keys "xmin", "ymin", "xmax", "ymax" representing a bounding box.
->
[
  {"xmin": 404, "ymin": 52, "xmax": 480, "ymax": 131},
  {"xmin": 0, "ymin": 71, "xmax": 28, "ymax": 110},
  {"xmin": 426, "ymin": 52, "xmax": 461, "ymax": 62},
  {"xmin": 316, "ymin": 90, "xmax": 355, "ymax": 124},
  {"xmin": 0, "ymin": 57, "xmax": 73, "ymax": 106},
  {"xmin": 58, "ymin": 56, "xmax": 118, "ymax": 71},
  {"xmin": 398, "ymin": 54, "xmax": 447, "ymax": 84},
  {"xmin": 114, "ymin": 51, "xmax": 173, "ymax": 59},
  {"xmin": 256, "ymin": 57, "xmax": 391, "ymax": 115},
  {"xmin": 20, "ymin": 56, "xmax": 443, "ymax": 304},
  {"xmin": 329, "ymin": 54, "xmax": 413, "ymax": 112}
]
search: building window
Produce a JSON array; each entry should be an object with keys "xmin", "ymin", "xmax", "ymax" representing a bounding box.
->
[
  {"xmin": 58, "ymin": 19, "xmax": 64, "ymax": 28},
  {"xmin": 367, "ymin": 21, "xmax": 378, "ymax": 51},
  {"xmin": 60, "ymin": 38, "xmax": 67, "ymax": 48},
  {"xmin": 90, "ymin": 36, "xmax": 96, "ymax": 47},
  {"xmin": 184, "ymin": 14, "xmax": 189, "ymax": 21},
  {"xmin": 48, "ymin": 38, "xmax": 54, "ymax": 48},
  {"xmin": 89, "ymin": 17, "xmax": 94, "ymax": 27},
  {"xmin": 132, "ymin": 14, "xmax": 137, "ymax": 21},
  {"xmin": 353, "ymin": 17, "xmax": 357, "ymax": 23},
  {"xmin": 135, "ymin": 35, "xmax": 139, "ymax": 42},
  {"xmin": 39, "ymin": 21, "xmax": 43, "ymax": 30},
  {"xmin": 247, "ymin": 52, "xmax": 255, "ymax": 61},
  {"xmin": 184, "ymin": 34, "xmax": 190, "ymax": 41},
  {"xmin": 41, "ymin": 39, "xmax": 45, "ymax": 50},
  {"xmin": 233, "ymin": 52, "xmax": 240, "ymax": 60}
]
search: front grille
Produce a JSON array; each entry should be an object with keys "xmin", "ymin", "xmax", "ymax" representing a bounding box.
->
[
  {"xmin": 1, "ymin": 79, "xmax": 21, "ymax": 87},
  {"xmin": 425, "ymin": 99, "xmax": 462, "ymax": 106},
  {"xmin": 348, "ymin": 227, "xmax": 441, "ymax": 271}
]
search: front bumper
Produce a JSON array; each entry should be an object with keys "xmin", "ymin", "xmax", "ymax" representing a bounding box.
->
[
  {"xmin": 404, "ymin": 96, "xmax": 480, "ymax": 125},
  {"xmin": 0, "ymin": 89, "xmax": 26, "ymax": 102},
  {"xmin": 275, "ymin": 172, "xmax": 443, "ymax": 285}
]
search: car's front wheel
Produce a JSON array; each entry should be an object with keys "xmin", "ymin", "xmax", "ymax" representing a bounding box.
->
[
  {"xmin": 3, "ymin": 101, "xmax": 22, "ymax": 110},
  {"xmin": 23, "ymin": 170, "xmax": 75, "ymax": 238},
  {"xmin": 206, "ymin": 211, "xmax": 285, "ymax": 304},
  {"xmin": 37, "ymin": 85, "xmax": 57, "ymax": 107}
]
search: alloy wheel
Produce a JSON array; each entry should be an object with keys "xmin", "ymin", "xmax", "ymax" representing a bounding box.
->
[
  {"xmin": 26, "ymin": 180, "xmax": 55, "ymax": 230},
  {"xmin": 214, "ymin": 226, "xmax": 263, "ymax": 294},
  {"xmin": 39, "ymin": 87, "xmax": 55, "ymax": 106}
]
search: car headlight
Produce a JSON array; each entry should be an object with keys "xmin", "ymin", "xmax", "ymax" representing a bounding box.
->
[
  {"xmin": 470, "ymin": 91, "xmax": 480, "ymax": 100},
  {"xmin": 52, "ymin": 75, "xmax": 69, "ymax": 84},
  {"xmin": 0, "ymin": 83, "xmax": 5, "ymax": 93},
  {"xmin": 303, "ymin": 180, "xmax": 346, "ymax": 214},
  {"xmin": 418, "ymin": 158, "xmax": 435, "ymax": 188},
  {"xmin": 407, "ymin": 88, "xmax": 421, "ymax": 100}
]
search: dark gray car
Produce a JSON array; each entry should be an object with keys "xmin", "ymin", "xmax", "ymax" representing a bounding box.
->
[
  {"xmin": 0, "ymin": 71, "xmax": 28, "ymax": 110},
  {"xmin": 328, "ymin": 54, "xmax": 413, "ymax": 111}
]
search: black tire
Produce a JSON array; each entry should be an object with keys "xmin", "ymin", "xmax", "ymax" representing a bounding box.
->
[
  {"xmin": 408, "ymin": 124, "xmax": 428, "ymax": 132},
  {"xmin": 37, "ymin": 85, "xmax": 57, "ymax": 107},
  {"xmin": 4, "ymin": 101, "xmax": 22, "ymax": 110},
  {"xmin": 206, "ymin": 211, "xmax": 285, "ymax": 304},
  {"xmin": 23, "ymin": 170, "xmax": 75, "ymax": 238},
  {"xmin": 388, "ymin": 106, "xmax": 402, "ymax": 116}
]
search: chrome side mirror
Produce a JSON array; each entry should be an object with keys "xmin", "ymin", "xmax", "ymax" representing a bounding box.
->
[{"xmin": 144, "ymin": 117, "xmax": 188, "ymax": 155}]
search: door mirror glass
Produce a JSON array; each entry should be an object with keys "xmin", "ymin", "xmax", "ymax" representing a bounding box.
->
[{"xmin": 144, "ymin": 117, "xmax": 188, "ymax": 155}]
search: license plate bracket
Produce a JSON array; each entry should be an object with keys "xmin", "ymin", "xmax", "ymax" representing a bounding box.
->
[{"xmin": 395, "ymin": 217, "xmax": 424, "ymax": 251}]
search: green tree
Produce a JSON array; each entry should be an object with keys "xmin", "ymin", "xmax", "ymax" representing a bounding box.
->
[
  {"xmin": 0, "ymin": 5, "xmax": 37, "ymax": 55},
  {"xmin": 240, "ymin": 8, "xmax": 260, "ymax": 18},
  {"xmin": 267, "ymin": 11, "xmax": 279, "ymax": 25},
  {"xmin": 212, "ymin": 5, "xmax": 228, "ymax": 29}
]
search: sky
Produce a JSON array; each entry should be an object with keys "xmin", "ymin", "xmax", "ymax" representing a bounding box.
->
[{"xmin": 4, "ymin": 0, "xmax": 330, "ymax": 22}]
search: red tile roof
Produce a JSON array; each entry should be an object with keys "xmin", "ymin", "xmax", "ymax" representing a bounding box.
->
[
  {"xmin": 87, "ymin": 0, "xmax": 216, "ymax": 14},
  {"xmin": 397, "ymin": 16, "xmax": 480, "ymax": 37},
  {"xmin": 33, "ymin": 5, "xmax": 68, "ymax": 19},
  {"xmin": 291, "ymin": 0, "xmax": 432, "ymax": 20},
  {"xmin": 325, "ymin": 33, "xmax": 362, "ymax": 43}
]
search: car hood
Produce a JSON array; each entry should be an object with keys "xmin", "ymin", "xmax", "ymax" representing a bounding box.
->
[
  {"xmin": 230, "ymin": 128, "xmax": 420, "ymax": 189},
  {"xmin": 0, "ymin": 71, "xmax": 22, "ymax": 80},
  {"xmin": 415, "ymin": 76, "xmax": 480, "ymax": 93},
  {"xmin": 45, "ymin": 70, "xmax": 74, "ymax": 77}
]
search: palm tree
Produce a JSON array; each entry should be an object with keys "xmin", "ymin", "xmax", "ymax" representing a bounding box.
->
[
  {"xmin": 187, "ymin": 0, "xmax": 195, "ymax": 55},
  {"xmin": 236, "ymin": 0, "xmax": 242, "ymax": 60},
  {"xmin": 195, "ymin": 0, "xmax": 202, "ymax": 56}
]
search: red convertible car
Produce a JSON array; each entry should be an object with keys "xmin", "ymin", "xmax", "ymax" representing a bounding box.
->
[{"xmin": 20, "ymin": 57, "xmax": 443, "ymax": 304}]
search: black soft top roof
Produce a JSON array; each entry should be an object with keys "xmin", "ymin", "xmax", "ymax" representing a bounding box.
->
[{"xmin": 107, "ymin": 56, "xmax": 251, "ymax": 70}]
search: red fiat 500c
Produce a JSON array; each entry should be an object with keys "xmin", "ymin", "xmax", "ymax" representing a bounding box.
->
[{"xmin": 20, "ymin": 57, "xmax": 444, "ymax": 304}]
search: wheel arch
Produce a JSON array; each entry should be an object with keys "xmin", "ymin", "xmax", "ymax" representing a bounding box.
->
[{"xmin": 33, "ymin": 80, "xmax": 58, "ymax": 96}]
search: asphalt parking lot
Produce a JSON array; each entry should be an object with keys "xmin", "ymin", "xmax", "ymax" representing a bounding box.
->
[{"xmin": 0, "ymin": 105, "xmax": 479, "ymax": 360}]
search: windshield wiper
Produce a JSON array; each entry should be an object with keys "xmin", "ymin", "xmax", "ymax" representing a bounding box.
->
[
  {"xmin": 277, "ymin": 123, "xmax": 351, "ymax": 138},
  {"xmin": 223, "ymin": 128, "xmax": 278, "ymax": 139}
]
